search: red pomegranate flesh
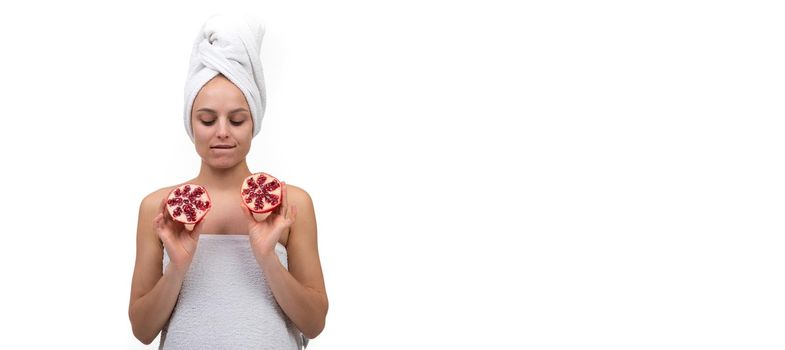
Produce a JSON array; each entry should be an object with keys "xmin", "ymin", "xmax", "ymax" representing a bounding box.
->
[
  {"xmin": 241, "ymin": 172, "xmax": 283, "ymax": 221},
  {"xmin": 165, "ymin": 184, "xmax": 211, "ymax": 231}
]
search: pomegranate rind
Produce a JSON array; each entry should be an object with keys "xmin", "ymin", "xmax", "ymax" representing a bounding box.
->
[
  {"xmin": 240, "ymin": 172, "xmax": 283, "ymax": 215},
  {"xmin": 165, "ymin": 183, "xmax": 212, "ymax": 230}
]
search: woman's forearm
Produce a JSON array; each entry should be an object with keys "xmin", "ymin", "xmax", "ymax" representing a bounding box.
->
[
  {"xmin": 255, "ymin": 252, "xmax": 328, "ymax": 339},
  {"xmin": 129, "ymin": 265, "xmax": 186, "ymax": 344}
]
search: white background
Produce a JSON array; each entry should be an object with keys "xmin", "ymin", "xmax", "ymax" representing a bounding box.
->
[{"xmin": 0, "ymin": 0, "xmax": 783, "ymax": 349}]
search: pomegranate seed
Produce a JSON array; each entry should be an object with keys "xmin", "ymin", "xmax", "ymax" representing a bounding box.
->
[
  {"xmin": 265, "ymin": 193, "xmax": 279, "ymax": 205},
  {"xmin": 263, "ymin": 181, "xmax": 279, "ymax": 192}
]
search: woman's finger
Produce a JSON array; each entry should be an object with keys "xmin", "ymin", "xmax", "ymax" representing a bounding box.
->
[
  {"xmin": 159, "ymin": 199, "xmax": 173, "ymax": 226},
  {"xmin": 190, "ymin": 215, "xmax": 205, "ymax": 241},
  {"xmin": 153, "ymin": 213, "xmax": 166, "ymax": 241},
  {"xmin": 281, "ymin": 181, "xmax": 289, "ymax": 207},
  {"xmin": 289, "ymin": 204, "xmax": 297, "ymax": 224},
  {"xmin": 239, "ymin": 198, "xmax": 254, "ymax": 223},
  {"xmin": 281, "ymin": 181, "xmax": 289, "ymax": 218},
  {"xmin": 153, "ymin": 213, "xmax": 162, "ymax": 230}
]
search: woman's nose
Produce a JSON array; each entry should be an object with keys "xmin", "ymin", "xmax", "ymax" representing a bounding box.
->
[{"xmin": 216, "ymin": 118, "xmax": 230, "ymax": 138}]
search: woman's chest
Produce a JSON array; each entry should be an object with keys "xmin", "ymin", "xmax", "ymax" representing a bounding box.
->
[{"xmin": 198, "ymin": 191, "xmax": 290, "ymax": 245}]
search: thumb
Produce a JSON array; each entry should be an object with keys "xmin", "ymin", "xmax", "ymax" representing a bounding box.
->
[
  {"xmin": 190, "ymin": 215, "xmax": 206, "ymax": 241},
  {"xmin": 288, "ymin": 204, "xmax": 298, "ymax": 225},
  {"xmin": 153, "ymin": 213, "xmax": 168, "ymax": 243},
  {"xmin": 153, "ymin": 213, "xmax": 162, "ymax": 234},
  {"xmin": 239, "ymin": 199, "xmax": 254, "ymax": 221}
]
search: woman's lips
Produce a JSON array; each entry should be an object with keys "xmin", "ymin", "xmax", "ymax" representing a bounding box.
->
[{"xmin": 210, "ymin": 146, "xmax": 236, "ymax": 151}]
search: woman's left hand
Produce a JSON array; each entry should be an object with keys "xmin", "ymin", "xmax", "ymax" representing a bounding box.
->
[{"xmin": 240, "ymin": 181, "xmax": 298, "ymax": 259}]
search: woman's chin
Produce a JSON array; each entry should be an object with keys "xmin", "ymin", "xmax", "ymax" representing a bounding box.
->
[{"xmin": 205, "ymin": 157, "xmax": 241, "ymax": 169}]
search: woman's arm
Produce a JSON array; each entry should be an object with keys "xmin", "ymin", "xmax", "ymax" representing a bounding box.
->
[
  {"xmin": 128, "ymin": 190, "xmax": 192, "ymax": 344},
  {"xmin": 254, "ymin": 186, "xmax": 328, "ymax": 339}
]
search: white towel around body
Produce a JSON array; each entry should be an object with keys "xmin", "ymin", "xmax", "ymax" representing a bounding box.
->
[{"xmin": 160, "ymin": 234, "xmax": 307, "ymax": 349}]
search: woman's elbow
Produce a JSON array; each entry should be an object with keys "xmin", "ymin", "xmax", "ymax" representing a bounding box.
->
[
  {"xmin": 138, "ymin": 336, "xmax": 156, "ymax": 346},
  {"xmin": 129, "ymin": 310, "xmax": 158, "ymax": 345},
  {"xmin": 303, "ymin": 300, "xmax": 328, "ymax": 339},
  {"xmin": 131, "ymin": 325, "xmax": 157, "ymax": 345},
  {"xmin": 302, "ymin": 320, "xmax": 326, "ymax": 340}
]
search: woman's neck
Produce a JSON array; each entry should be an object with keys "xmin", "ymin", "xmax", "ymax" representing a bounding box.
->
[{"xmin": 192, "ymin": 159, "xmax": 253, "ymax": 191}]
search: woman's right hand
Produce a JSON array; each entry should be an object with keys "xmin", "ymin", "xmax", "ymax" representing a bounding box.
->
[{"xmin": 152, "ymin": 196, "xmax": 205, "ymax": 276}]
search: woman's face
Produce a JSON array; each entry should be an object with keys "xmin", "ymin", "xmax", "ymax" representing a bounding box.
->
[{"xmin": 191, "ymin": 75, "xmax": 253, "ymax": 168}]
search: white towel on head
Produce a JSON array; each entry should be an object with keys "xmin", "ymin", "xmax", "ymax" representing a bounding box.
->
[{"xmin": 183, "ymin": 13, "xmax": 266, "ymax": 143}]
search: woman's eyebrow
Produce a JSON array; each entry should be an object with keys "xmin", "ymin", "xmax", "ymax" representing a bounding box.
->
[{"xmin": 196, "ymin": 108, "xmax": 250, "ymax": 114}]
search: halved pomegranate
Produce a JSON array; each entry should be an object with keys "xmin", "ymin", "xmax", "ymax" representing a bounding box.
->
[
  {"xmin": 241, "ymin": 172, "xmax": 283, "ymax": 221},
  {"xmin": 165, "ymin": 184, "xmax": 212, "ymax": 231}
]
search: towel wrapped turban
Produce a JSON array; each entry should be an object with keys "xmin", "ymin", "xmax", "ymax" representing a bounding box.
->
[{"xmin": 183, "ymin": 13, "xmax": 266, "ymax": 142}]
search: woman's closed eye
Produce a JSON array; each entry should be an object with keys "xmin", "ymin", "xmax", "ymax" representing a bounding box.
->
[{"xmin": 201, "ymin": 120, "xmax": 244, "ymax": 126}]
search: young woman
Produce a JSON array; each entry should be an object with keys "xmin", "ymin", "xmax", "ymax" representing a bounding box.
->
[{"xmin": 128, "ymin": 14, "xmax": 327, "ymax": 349}]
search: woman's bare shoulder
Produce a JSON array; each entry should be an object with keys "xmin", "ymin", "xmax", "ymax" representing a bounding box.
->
[
  {"xmin": 139, "ymin": 184, "xmax": 181, "ymax": 212},
  {"xmin": 285, "ymin": 183, "xmax": 313, "ymax": 206}
]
